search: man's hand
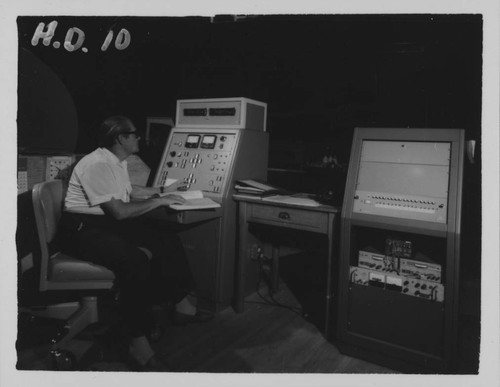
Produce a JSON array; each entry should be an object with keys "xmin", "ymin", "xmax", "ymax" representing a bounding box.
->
[{"xmin": 159, "ymin": 194, "xmax": 186, "ymax": 206}]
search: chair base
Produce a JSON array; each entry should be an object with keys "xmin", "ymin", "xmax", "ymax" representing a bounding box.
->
[{"xmin": 20, "ymin": 296, "xmax": 99, "ymax": 351}]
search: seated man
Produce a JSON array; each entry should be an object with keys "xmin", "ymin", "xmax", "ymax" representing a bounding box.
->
[{"xmin": 59, "ymin": 115, "xmax": 208, "ymax": 371}]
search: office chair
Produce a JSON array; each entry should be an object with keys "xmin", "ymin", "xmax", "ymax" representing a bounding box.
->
[{"xmin": 19, "ymin": 179, "xmax": 116, "ymax": 369}]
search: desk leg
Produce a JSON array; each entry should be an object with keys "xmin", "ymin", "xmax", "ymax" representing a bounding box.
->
[
  {"xmin": 271, "ymin": 244, "xmax": 280, "ymax": 294},
  {"xmin": 235, "ymin": 202, "xmax": 248, "ymax": 313}
]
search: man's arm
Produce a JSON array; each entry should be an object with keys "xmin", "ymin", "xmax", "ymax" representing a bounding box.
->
[
  {"xmin": 131, "ymin": 181, "xmax": 187, "ymax": 199},
  {"xmin": 131, "ymin": 185, "xmax": 161, "ymax": 199},
  {"xmin": 101, "ymin": 195, "xmax": 186, "ymax": 220}
]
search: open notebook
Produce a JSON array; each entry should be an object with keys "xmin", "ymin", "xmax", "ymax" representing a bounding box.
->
[{"xmin": 160, "ymin": 190, "xmax": 221, "ymax": 211}]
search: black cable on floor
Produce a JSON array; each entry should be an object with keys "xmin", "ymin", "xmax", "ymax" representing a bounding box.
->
[{"xmin": 245, "ymin": 255, "xmax": 304, "ymax": 317}]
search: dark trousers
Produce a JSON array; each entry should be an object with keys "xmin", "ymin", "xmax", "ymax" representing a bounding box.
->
[{"xmin": 59, "ymin": 212, "xmax": 194, "ymax": 337}]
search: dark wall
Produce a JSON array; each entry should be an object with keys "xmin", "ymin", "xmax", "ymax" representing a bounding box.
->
[{"xmin": 17, "ymin": 14, "xmax": 483, "ymax": 157}]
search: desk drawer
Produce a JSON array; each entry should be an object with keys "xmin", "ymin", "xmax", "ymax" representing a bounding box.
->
[{"xmin": 249, "ymin": 204, "xmax": 328, "ymax": 233}]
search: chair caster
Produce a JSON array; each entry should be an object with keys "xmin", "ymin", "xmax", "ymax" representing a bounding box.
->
[{"xmin": 51, "ymin": 349, "xmax": 77, "ymax": 371}]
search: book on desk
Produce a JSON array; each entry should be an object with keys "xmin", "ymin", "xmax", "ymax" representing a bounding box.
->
[{"xmin": 159, "ymin": 190, "xmax": 221, "ymax": 211}]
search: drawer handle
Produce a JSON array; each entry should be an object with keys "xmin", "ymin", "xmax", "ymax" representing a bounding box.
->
[{"xmin": 278, "ymin": 212, "xmax": 290, "ymax": 220}]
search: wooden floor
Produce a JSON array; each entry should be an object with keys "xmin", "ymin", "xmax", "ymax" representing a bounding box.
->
[
  {"xmin": 155, "ymin": 286, "xmax": 396, "ymax": 374},
  {"xmin": 17, "ymin": 281, "xmax": 396, "ymax": 374},
  {"xmin": 17, "ymin": 272, "xmax": 480, "ymax": 374}
]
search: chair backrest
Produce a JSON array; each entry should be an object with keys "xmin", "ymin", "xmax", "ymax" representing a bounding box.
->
[
  {"xmin": 32, "ymin": 180, "xmax": 67, "ymax": 290},
  {"xmin": 31, "ymin": 179, "xmax": 115, "ymax": 292},
  {"xmin": 32, "ymin": 179, "xmax": 67, "ymax": 245}
]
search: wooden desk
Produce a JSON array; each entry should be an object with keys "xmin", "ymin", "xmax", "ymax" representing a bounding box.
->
[{"xmin": 233, "ymin": 194, "xmax": 339, "ymax": 339}]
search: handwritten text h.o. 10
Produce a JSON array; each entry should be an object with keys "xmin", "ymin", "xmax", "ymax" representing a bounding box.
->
[{"xmin": 31, "ymin": 21, "xmax": 131, "ymax": 53}]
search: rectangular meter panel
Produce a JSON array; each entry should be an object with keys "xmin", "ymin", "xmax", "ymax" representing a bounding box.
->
[
  {"xmin": 353, "ymin": 141, "xmax": 451, "ymax": 223},
  {"xmin": 176, "ymin": 97, "xmax": 267, "ymax": 131},
  {"xmin": 155, "ymin": 130, "xmax": 238, "ymax": 198},
  {"xmin": 360, "ymin": 141, "xmax": 451, "ymax": 165}
]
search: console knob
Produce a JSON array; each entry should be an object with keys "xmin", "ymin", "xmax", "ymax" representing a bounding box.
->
[
  {"xmin": 166, "ymin": 161, "xmax": 173, "ymax": 168},
  {"xmin": 170, "ymin": 151, "xmax": 176, "ymax": 157}
]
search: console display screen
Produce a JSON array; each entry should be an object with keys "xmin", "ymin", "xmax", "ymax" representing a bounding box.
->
[
  {"xmin": 201, "ymin": 135, "xmax": 217, "ymax": 149},
  {"xmin": 209, "ymin": 108, "xmax": 236, "ymax": 116},
  {"xmin": 185, "ymin": 135, "xmax": 201, "ymax": 148},
  {"xmin": 183, "ymin": 108, "xmax": 207, "ymax": 116}
]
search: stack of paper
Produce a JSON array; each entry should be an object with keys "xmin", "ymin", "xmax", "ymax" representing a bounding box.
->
[
  {"xmin": 262, "ymin": 194, "xmax": 321, "ymax": 207},
  {"xmin": 234, "ymin": 179, "xmax": 284, "ymax": 196}
]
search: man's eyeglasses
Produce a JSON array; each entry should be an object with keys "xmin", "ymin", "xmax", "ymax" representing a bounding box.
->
[{"xmin": 121, "ymin": 131, "xmax": 141, "ymax": 138}]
